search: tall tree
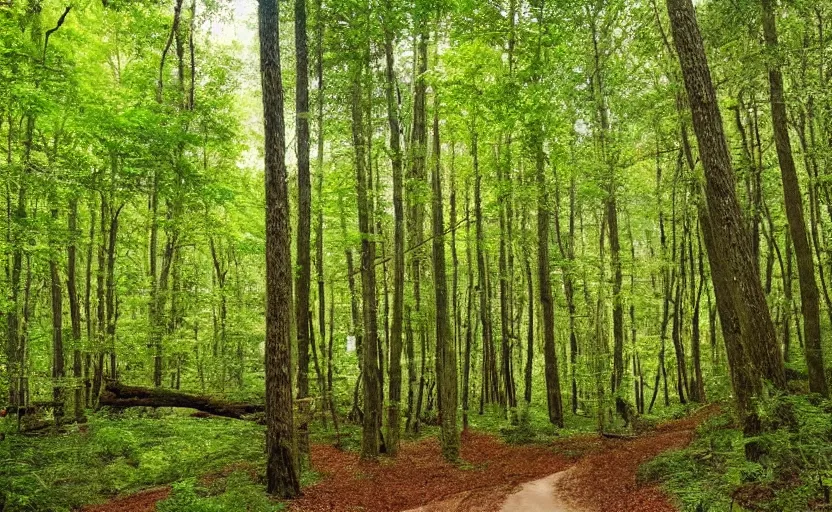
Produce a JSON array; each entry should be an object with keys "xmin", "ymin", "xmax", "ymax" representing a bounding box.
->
[
  {"xmin": 351, "ymin": 57, "xmax": 382, "ymax": 460},
  {"xmin": 665, "ymin": 0, "xmax": 786, "ymax": 395},
  {"xmin": 432, "ymin": 101, "xmax": 459, "ymax": 461},
  {"xmin": 294, "ymin": 0, "xmax": 313, "ymax": 454},
  {"xmin": 258, "ymin": 0, "xmax": 301, "ymax": 496},
  {"xmin": 760, "ymin": 0, "xmax": 827, "ymax": 396},
  {"xmin": 535, "ymin": 124, "xmax": 564, "ymax": 428},
  {"xmin": 383, "ymin": 0, "xmax": 406, "ymax": 456}
]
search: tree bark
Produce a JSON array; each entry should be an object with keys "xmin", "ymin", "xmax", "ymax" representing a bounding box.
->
[
  {"xmin": 257, "ymin": 0, "xmax": 301, "ymax": 495},
  {"xmin": 535, "ymin": 126, "xmax": 564, "ymax": 427},
  {"xmin": 350, "ymin": 61, "xmax": 382, "ymax": 459},
  {"xmin": 68, "ymin": 198, "xmax": 83, "ymax": 418},
  {"xmin": 761, "ymin": 0, "xmax": 827, "ymax": 396},
  {"xmin": 383, "ymin": 4, "xmax": 406, "ymax": 455},
  {"xmin": 100, "ymin": 383, "xmax": 265, "ymax": 419},
  {"xmin": 666, "ymin": 0, "xmax": 786, "ymax": 391},
  {"xmin": 294, "ymin": 0, "xmax": 313, "ymax": 457},
  {"xmin": 50, "ymin": 208, "xmax": 65, "ymax": 418},
  {"xmin": 432, "ymin": 104, "xmax": 459, "ymax": 461}
]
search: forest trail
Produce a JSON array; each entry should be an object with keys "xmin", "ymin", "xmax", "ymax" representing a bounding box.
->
[
  {"xmin": 400, "ymin": 406, "xmax": 714, "ymax": 512},
  {"xmin": 296, "ymin": 406, "xmax": 716, "ymax": 512},
  {"xmin": 81, "ymin": 407, "xmax": 713, "ymax": 512}
]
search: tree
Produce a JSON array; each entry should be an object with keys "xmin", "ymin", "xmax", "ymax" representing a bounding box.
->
[
  {"xmin": 295, "ymin": 0, "xmax": 314, "ymax": 454},
  {"xmin": 383, "ymin": 0, "xmax": 406, "ymax": 456},
  {"xmin": 665, "ymin": 0, "xmax": 786, "ymax": 393},
  {"xmin": 665, "ymin": 0, "xmax": 786, "ymax": 455},
  {"xmin": 760, "ymin": 0, "xmax": 827, "ymax": 397},
  {"xmin": 258, "ymin": 0, "xmax": 301, "ymax": 496},
  {"xmin": 350, "ymin": 53, "xmax": 382, "ymax": 460},
  {"xmin": 535, "ymin": 125, "xmax": 564, "ymax": 428},
  {"xmin": 432, "ymin": 99, "xmax": 460, "ymax": 461}
]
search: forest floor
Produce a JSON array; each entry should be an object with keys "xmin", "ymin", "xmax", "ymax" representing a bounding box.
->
[{"xmin": 79, "ymin": 405, "xmax": 716, "ymax": 512}]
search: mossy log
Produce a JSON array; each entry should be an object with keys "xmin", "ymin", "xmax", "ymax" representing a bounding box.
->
[{"xmin": 100, "ymin": 382, "xmax": 265, "ymax": 420}]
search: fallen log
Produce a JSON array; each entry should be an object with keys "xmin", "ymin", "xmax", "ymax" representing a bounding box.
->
[{"xmin": 100, "ymin": 383, "xmax": 265, "ymax": 420}]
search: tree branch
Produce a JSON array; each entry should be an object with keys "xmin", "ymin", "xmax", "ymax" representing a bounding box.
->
[{"xmin": 43, "ymin": 6, "xmax": 72, "ymax": 62}]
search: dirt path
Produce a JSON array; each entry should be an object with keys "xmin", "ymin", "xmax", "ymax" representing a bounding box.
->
[
  {"xmin": 547, "ymin": 413, "xmax": 707, "ymax": 512},
  {"xmin": 499, "ymin": 470, "xmax": 576, "ymax": 512},
  {"xmin": 397, "ymin": 407, "xmax": 715, "ymax": 512},
  {"xmin": 292, "ymin": 430, "xmax": 588, "ymax": 512}
]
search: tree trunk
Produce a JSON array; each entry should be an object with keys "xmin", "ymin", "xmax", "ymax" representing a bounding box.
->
[
  {"xmin": 383, "ymin": 5, "xmax": 406, "ymax": 455},
  {"xmin": 106, "ymin": 201, "xmax": 121, "ymax": 381},
  {"xmin": 92, "ymin": 195, "xmax": 108, "ymax": 402},
  {"xmin": 294, "ymin": 0, "xmax": 312, "ymax": 456},
  {"xmin": 463, "ymin": 177, "xmax": 474, "ymax": 430},
  {"xmin": 350, "ymin": 62, "xmax": 381, "ymax": 460},
  {"xmin": 761, "ymin": 0, "xmax": 827, "ymax": 396},
  {"xmin": 67, "ymin": 198, "xmax": 83, "ymax": 418},
  {"xmin": 497, "ymin": 143, "xmax": 516, "ymax": 412},
  {"xmin": 432, "ymin": 104, "xmax": 459, "ymax": 461},
  {"xmin": 100, "ymin": 383, "xmax": 265, "ymax": 419},
  {"xmin": 666, "ymin": 0, "xmax": 786, "ymax": 392},
  {"xmin": 535, "ymin": 126, "xmax": 564, "ymax": 427},
  {"xmin": 314, "ymin": 0, "xmax": 330, "ymax": 433},
  {"xmin": 149, "ymin": 174, "xmax": 162, "ymax": 387},
  {"xmin": 257, "ymin": 0, "xmax": 300, "ymax": 495},
  {"xmin": 50, "ymin": 208, "xmax": 65, "ymax": 419}
]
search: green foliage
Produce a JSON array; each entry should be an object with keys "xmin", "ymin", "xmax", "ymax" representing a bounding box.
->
[
  {"xmin": 91, "ymin": 426, "xmax": 139, "ymax": 462},
  {"xmin": 0, "ymin": 412, "xmax": 275, "ymax": 512},
  {"xmin": 640, "ymin": 397, "xmax": 832, "ymax": 511},
  {"xmin": 157, "ymin": 473, "xmax": 287, "ymax": 512}
]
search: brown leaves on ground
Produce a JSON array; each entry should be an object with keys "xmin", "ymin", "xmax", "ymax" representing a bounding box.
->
[
  {"xmin": 554, "ymin": 405, "xmax": 720, "ymax": 512},
  {"xmin": 82, "ymin": 487, "xmax": 170, "ymax": 512},
  {"xmin": 290, "ymin": 430, "xmax": 585, "ymax": 512},
  {"xmin": 82, "ymin": 406, "xmax": 716, "ymax": 512},
  {"xmin": 295, "ymin": 406, "xmax": 716, "ymax": 512}
]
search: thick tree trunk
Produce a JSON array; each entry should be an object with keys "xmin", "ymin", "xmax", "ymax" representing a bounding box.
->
[
  {"xmin": 100, "ymin": 383, "xmax": 265, "ymax": 419},
  {"xmin": 405, "ymin": 29, "xmax": 428, "ymax": 434},
  {"xmin": 294, "ymin": 0, "xmax": 312, "ymax": 456},
  {"xmin": 761, "ymin": 0, "xmax": 827, "ymax": 396},
  {"xmin": 666, "ymin": 0, "xmax": 786, "ymax": 392},
  {"xmin": 257, "ymin": 0, "xmax": 300, "ymax": 495}
]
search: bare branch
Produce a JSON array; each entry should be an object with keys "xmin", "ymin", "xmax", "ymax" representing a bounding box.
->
[{"xmin": 43, "ymin": 6, "xmax": 72, "ymax": 62}]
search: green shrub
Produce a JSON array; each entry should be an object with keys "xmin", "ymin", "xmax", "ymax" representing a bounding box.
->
[
  {"xmin": 91, "ymin": 426, "xmax": 139, "ymax": 462},
  {"xmin": 642, "ymin": 396, "xmax": 832, "ymax": 511},
  {"xmin": 157, "ymin": 473, "xmax": 286, "ymax": 512}
]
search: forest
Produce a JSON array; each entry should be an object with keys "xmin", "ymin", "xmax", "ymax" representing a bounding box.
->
[{"xmin": 2, "ymin": 0, "xmax": 832, "ymax": 509}]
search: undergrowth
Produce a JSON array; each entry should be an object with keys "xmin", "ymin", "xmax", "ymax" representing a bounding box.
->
[
  {"xmin": 0, "ymin": 409, "xmax": 314, "ymax": 512},
  {"xmin": 639, "ymin": 395, "xmax": 832, "ymax": 511}
]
